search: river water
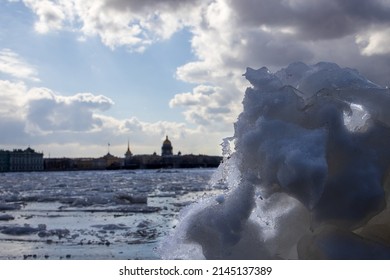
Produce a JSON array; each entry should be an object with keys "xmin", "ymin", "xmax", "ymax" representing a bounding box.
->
[{"xmin": 0, "ymin": 169, "xmax": 224, "ymax": 260}]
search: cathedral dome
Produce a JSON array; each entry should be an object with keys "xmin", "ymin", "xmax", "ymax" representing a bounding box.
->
[
  {"xmin": 163, "ymin": 136, "xmax": 172, "ymax": 146},
  {"xmin": 161, "ymin": 136, "xmax": 173, "ymax": 156}
]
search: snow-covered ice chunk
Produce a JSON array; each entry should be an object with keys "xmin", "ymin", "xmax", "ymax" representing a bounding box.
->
[{"xmin": 160, "ymin": 62, "xmax": 390, "ymax": 260}]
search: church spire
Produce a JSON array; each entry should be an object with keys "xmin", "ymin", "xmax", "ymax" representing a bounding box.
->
[{"xmin": 125, "ymin": 139, "xmax": 132, "ymax": 158}]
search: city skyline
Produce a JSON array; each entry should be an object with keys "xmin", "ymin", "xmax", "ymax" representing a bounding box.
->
[
  {"xmin": 0, "ymin": 136, "xmax": 222, "ymax": 172},
  {"xmin": 1, "ymin": 134, "xmax": 215, "ymax": 159},
  {"xmin": 1, "ymin": 1, "xmax": 390, "ymax": 158}
]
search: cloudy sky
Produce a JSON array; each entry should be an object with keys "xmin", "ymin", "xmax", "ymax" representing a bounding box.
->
[{"xmin": 1, "ymin": 0, "xmax": 390, "ymax": 158}]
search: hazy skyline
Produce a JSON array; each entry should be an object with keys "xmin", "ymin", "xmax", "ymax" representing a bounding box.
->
[{"xmin": 1, "ymin": 0, "xmax": 390, "ymax": 157}]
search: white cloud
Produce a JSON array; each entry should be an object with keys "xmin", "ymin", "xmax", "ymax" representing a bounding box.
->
[
  {"xmin": 0, "ymin": 79, "xmax": 26, "ymax": 103},
  {"xmin": 0, "ymin": 49, "xmax": 40, "ymax": 82},
  {"xmin": 356, "ymin": 27, "xmax": 390, "ymax": 56},
  {"xmin": 0, "ymin": 80, "xmax": 29, "ymax": 143},
  {"xmin": 0, "ymin": 80, "xmax": 28, "ymax": 120},
  {"xmin": 170, "ymin": 85, "xmax": 217, "ymax": 107},
  {"xmin": 169, "ymin": 84, "xmax": 240, "ymax": 131},
  {"xmin": 23, "ymin": 0, "xmax": 68, "ymax": 33},
  {"xmin": 0, "ymin": 79, "xmax": 114, "ymax": 134},
  {"xmin": 98, "ymin": 115, "xmax": 189, "ymax": 141},
  {"xmin": 25, "ymin": 88, "xmax": 114, "ymax": 133},
  {"xmin": 19, "ymin": 0, "xmax": 205, "ymax": 51}
]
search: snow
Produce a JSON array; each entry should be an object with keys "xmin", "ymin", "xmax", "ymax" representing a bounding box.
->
[{"xmin": 160, "ymin": 62, "xmax": 390, "ymax": 260}]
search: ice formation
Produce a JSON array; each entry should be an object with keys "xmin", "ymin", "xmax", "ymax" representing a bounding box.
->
[
  {"xmin": 0, "ymin": 169, "xmax": 216, "ymax": 259},
  {"xmin": 160, "ymin": 62, "xmax": 390, "ymax": 259}
]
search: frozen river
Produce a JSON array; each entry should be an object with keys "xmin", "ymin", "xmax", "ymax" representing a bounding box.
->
[{"xmin": 0, "ymin": 169, "xmax": 224, "ymax": 260}]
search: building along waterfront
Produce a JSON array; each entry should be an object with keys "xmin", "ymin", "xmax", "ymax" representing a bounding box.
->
[
  {"xmin": 2, "ymin": 137, "xmax": 222, "ymax": 172},
  {"xmin": 0, "ymin": 148, "xmax": 44, "ymax": 172}
]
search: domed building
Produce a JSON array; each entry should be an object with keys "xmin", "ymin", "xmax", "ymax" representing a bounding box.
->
[{"xmin": 161, "ymin": 135, "xmax": 173, "ymax": 156}]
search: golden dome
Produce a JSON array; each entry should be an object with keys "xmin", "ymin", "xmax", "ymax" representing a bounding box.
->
[{"xmin": 163, "ymin": 135, "xmax": 171, "ymax": 146}]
